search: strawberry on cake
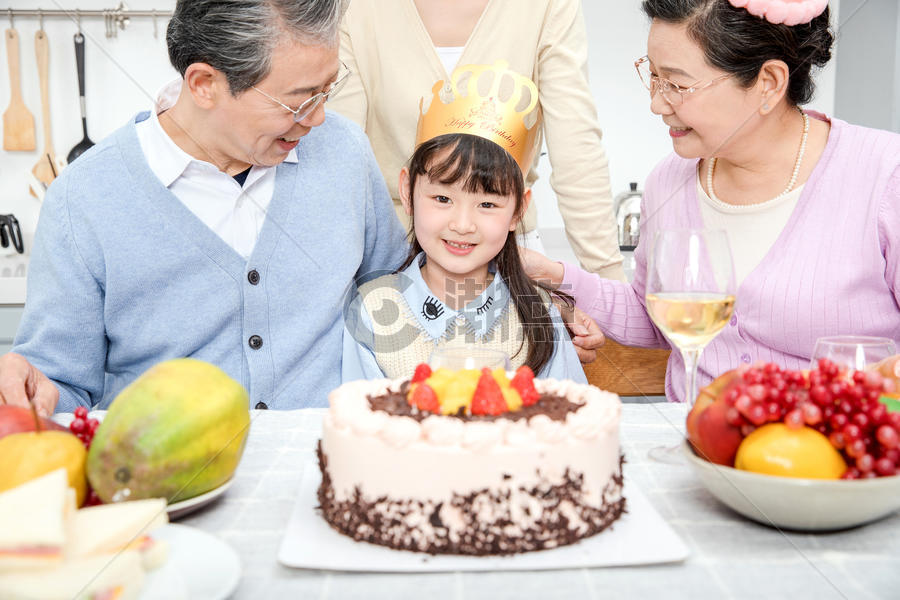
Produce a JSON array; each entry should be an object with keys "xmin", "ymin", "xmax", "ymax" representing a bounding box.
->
[{"xmin": 317, "ymin": 365, "xmax": 625, "ymax": 555}]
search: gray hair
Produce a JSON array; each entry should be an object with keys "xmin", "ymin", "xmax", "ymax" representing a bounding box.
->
[{"xmin": 167, "ymin": 0, "xmax": 348, "ymax": 95}]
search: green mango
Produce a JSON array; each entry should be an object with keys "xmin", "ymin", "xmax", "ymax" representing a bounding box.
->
[{"xmin": 87, "ymin": 358, "xmax": 250, "ymax": 503}]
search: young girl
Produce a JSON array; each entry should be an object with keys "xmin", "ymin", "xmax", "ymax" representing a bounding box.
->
[{"xmin": 341, "ymin": 131, "xmax": 587, "ymax": 382}]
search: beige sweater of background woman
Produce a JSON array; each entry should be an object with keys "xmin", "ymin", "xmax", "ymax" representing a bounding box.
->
[{"xmin": 328, "ymin": 0, "xmax": 625, "ymax": 280}]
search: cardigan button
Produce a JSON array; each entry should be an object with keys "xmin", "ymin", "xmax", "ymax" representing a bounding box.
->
[
  {"xmin": 255, "ymin": 402, "xmax": 268, "ymax": 410},
  {"xmin": 740, "ymin": 353, "xmax": 751, "ymax": 363},
  {"xmin": 247, "ymin": 270, "xmax": 260, "ymax": 285},
  {"xmin": 730, "ymin": 315, "xmax": 737, "ymax": 327},
  {"xmin": 248, "ymin": 335, "xmax": 263, "ymax": 350}
]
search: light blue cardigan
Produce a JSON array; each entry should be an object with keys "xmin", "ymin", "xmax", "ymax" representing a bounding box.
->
[{"xmin": 13, "ymin": 110, "xmax": 409, "ymax": 411}]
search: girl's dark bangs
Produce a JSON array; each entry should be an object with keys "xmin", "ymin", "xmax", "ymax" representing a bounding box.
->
[{"xmin": 423, "ymin": 135, "xmax": 519, "ymax": 197}]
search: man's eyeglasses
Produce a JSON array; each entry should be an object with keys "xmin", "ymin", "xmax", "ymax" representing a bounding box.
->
[
  {"xmin": 634, "ymin": 56, "xmax": 729, "ymax": 106},
  {"xmin": 251, "ymin": 60, "xmax": 351, "ymax": 123}
]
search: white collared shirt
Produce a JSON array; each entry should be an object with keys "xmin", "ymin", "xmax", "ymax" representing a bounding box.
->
[{"xmin": 135, "ymin": 79, "xmax": 298, "ymax": 259}]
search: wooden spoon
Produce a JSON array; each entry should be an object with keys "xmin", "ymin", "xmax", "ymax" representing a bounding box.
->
[
  {"xmin": 31, "ymin": 29, "xmax": 60, "ymax": 194},
  {"xmin": 2, "ymin": 28, "xmax": 36, "ymax": 151}
]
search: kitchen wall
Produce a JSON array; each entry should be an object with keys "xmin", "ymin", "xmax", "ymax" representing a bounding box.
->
[
  {"xmin": 834, "ymin": 0, "xmax": 899, "ymax": 134},
  {"xmin": 0, "ymin": 0, "xmax": 178, "ymax": 251},
  {"xmin": 0, "ymin": 0, "xmax": 847, "ymax": 254}
]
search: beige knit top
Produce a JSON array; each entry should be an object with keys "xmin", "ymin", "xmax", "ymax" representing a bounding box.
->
[{"xmin": 328, "ymin": 0, "xmax": 625, "ymax": 280}]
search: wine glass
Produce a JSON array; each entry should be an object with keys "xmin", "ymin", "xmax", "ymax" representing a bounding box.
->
[
  {"xmin": 810, "ymin": 336, "xmax": 897, "ymax": 372},
  {"xmin": 645, "ymin": 229, "xmax": 736, "ymax": 462},
  {"xmin": 428, "ymin": 347, "xmax": 511, "ymax": 371}
]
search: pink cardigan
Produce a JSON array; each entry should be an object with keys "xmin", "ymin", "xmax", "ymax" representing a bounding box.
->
[{"xmin": 563, "ymin": 115, "xmax": 900, "ymax": 402}]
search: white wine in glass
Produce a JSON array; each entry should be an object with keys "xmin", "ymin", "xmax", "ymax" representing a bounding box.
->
[
  {"xmin": 646, "ymin": 292, "xmax": 736, "ymax": 350},
  {"xmin": 645, "ymin": 229, "xmax": 736, "ymax": 462}
]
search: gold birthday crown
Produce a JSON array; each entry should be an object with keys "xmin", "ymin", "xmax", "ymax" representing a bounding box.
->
[{"xmin": 416, "ymin": 61, "xmax": 541, "ymax": 174}]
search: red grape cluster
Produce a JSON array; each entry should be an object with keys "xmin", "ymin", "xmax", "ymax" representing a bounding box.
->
[
  {"xmin": 68, "ymin": 406, "xmax": 100, "ymax": 449},
  {"xmin": 721, "ymin": 360, "xmax": 900, "ymax": 479},
  {"xmin": 68, "ymin": 406, "xmax": 104, "ymax": 506}
]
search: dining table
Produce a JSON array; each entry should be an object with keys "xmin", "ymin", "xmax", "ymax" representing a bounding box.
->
[{"xmin": 173, "ymin": 401, "xmax": 898, "ymax": 599}]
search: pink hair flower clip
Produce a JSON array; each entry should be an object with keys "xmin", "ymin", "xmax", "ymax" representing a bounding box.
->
[{"xmin": 729, "ymin": 0, "xmax": 828, "ymax": 26}]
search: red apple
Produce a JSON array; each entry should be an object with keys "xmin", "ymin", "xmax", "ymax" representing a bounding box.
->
[
  {"xmin": 870, "ymin": 354, "xmax": 900, "ymax": 393},
  {"xmin": 0, "ymin": 405, "xmax": 68, "ymax": 440},
  {"xmin": 686, "ymin": 371, "xmax": 745, "ymax": 466}
]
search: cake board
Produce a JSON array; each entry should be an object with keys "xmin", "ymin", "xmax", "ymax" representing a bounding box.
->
[{"xmin": 278, "ymin": 463, "xmax": 689, "ymax": 572}]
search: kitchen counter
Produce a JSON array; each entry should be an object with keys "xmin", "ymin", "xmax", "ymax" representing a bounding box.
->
[
  {"xmin": 0, "ymin": 253, "xmax": 27, "ymax": 306},
  {"xmin": 0, "ymin": 254, "xmax": 27, "ymax": 352},
  {"xmin": 541, "ymin": 228, "xmax": 637, "ymax": 282}
]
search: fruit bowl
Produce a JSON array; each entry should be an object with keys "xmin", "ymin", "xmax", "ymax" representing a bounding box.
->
[{"xmin": 683, "ymin": 441, "xmax": 900, "ymax": 531}]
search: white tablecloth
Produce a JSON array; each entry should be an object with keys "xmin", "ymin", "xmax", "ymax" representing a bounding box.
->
[{"xmin": 179, "ymin": 404, "xmax": 897, "ymax": 599}]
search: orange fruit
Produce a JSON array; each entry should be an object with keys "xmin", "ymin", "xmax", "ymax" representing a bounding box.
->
[
  {"xmin": 0, "ymin": 431, "xmax": 87, "ymax": 505},
  {"xmin": 735, "ymin": 423, "xmax": 846, "ymax": 479}
]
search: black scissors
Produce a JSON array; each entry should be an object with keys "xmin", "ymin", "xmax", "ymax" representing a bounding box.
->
[{"xmin": 0, "ymin": 214, "xmax": 24, "ymax": 254}]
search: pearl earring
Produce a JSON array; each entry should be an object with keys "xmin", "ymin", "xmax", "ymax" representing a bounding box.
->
[{"xmin": 763, "ymin": 103, "xmax": 770, "ymax": 110}]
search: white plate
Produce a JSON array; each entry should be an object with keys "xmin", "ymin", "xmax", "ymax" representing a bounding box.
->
[
  {"xmin": 167, "ymin": 479, "xmax": 233, "ymax": 520},
  {"xmin": 140, "ymin": 523, "xmax": 241, "ymax": 600},
  {"xmin": 51, "ymin": 409, "xmax": 107, "ymax": 427},
  {"xmin": 278, "ymin": 464, "xmax": 689, "ymax": 572}
]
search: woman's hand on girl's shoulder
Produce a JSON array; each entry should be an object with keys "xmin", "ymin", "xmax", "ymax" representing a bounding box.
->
[{"xmin": 520, "ymin": 247, "xmax": 565, "ymax": 288}]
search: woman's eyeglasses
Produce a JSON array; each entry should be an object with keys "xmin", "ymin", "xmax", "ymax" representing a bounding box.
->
[
  {"xmin": 251, "ymin": 60, "xmax": 351, "ymax": 123},
  {"xmin": 634, "ymin": 56, "xmax": 728, "ymax": 106}
]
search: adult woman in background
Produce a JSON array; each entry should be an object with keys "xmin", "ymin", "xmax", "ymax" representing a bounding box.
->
[
  {"xmin": 328, "ymin": 0, "xmax": 626, "ymax": 281},
  {"xmin": 524, "ymin": 0, "xmax": 900, "ymax": 402}
]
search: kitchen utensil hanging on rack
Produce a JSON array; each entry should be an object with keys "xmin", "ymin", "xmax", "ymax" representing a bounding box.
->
[
  {"xmin": 0, "ymin": 215, "xmax": 25, "ymax": 255},
  {"xmin": 3, "ymin": 18, "xmax": 36, "ymax": 151},
  {"xmin": 67, "ymin": 30, "xmax": 94, "ymax": 163},
  {"xmin": 30, "ymin": 24, "xmax": 66, "ymax": 196}
]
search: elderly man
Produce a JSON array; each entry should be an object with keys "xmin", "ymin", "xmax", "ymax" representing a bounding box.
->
[{"xmin": 0, "ymin": 0, "xmax": 408, "ymax": 413}]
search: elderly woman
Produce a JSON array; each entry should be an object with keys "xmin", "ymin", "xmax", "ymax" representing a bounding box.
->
[
  {"xmin": 525, "ymin": 0, "xmax": 900, "ymax": 402},
  {"xmin": 0, "ymin": 0, "xmax": 408, "ymax": 413}
]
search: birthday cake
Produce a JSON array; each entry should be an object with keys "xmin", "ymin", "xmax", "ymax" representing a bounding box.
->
[{"xmin": 317, "ymin": 365, "xmax": 625, "ymax": 555}]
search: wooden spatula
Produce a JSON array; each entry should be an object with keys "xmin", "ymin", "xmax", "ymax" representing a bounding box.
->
[
  {"xmin": 3, "ymin": 28, "xmax": 36, "ymax": 151},
  {"xmin": 31, "ymin": 28, "xmax": 61, "ymax": 194}
]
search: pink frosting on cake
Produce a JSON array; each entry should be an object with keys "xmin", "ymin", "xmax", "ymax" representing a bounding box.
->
[{"xmin": 317, "ymin": 377, "xmax": 625, "ymax": 554}]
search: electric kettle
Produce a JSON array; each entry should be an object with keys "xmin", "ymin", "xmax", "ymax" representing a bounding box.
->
[{"xmin": 614, "ymin": 182, "xmax": 642, "ymax": 250}]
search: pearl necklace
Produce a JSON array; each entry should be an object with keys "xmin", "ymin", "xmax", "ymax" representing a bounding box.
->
[{"xmin": 707, "ymin": 110, "xmax": 810, "ymax": 204}]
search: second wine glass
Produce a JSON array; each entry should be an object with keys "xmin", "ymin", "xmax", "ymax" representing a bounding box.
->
[{"xmin": 810, "ymin": 336, "xmax": 897, "ymax": 372}]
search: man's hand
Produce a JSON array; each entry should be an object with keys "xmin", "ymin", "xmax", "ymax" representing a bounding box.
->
[
  {"xmin": 0, "ymin": 353, "xmax": 59, "ymax": 417},
  {"xmin": 555, "ymin": 303, "xmax": 605, "ymax": 364}
]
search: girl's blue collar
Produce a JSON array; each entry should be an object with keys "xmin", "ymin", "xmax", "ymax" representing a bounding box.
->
[{"xmin": 398, "ymin": 252, "xmax": 510, "ymax": 342}]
